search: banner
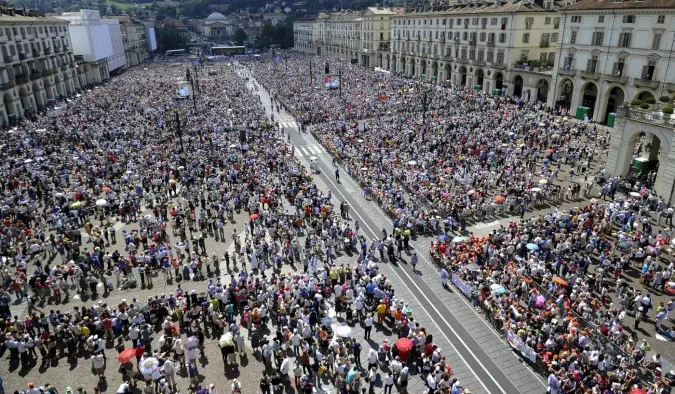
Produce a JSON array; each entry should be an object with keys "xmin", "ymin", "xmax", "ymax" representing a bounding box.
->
[
  {"xmin": 506, "ymin": 330, "xmax": 537, "ymax": 363},
  {"xmin": 451, "ymin": 273, "xmax": 472, "ymax": 298}
]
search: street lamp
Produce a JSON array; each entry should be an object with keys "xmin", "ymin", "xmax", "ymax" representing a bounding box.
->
[
  {"xmin": 163, "ymin": 108, "xmax": 188, "ymax": 166},
  {"xmin": 186, "ymin": 67, "xmax": 197, "ymax": 112}
]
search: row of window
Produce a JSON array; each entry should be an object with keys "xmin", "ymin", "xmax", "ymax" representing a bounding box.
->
[
  {"xmin": 395, "ymin": 30, "xmax": 509, "ymax": 44},
  {"xmin": 521, "ymin": 32, "xmax": 559, "ymax": 44},
  {"xmin": 0, "ymin": 25, "xmax": 67, "ymax": 40},
  {"xmin": 570, "ymin": 14, "xmax": 666, "ymax": 24},
  {"xmin": 563, "ymin": 54, "xmax": 657, "ymax": 81},
  {"xmin": 1, "ymin": 37, "xmax": 69, "ymax": 59},
  {"xmin": 567, "ymin": 31, "xmax": 661, "ymax": 50}
]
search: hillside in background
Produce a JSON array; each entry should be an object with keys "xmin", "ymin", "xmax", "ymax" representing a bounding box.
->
[{"xmin": 8, "ymin": 0, "xmax": 409, "ymax": 18}]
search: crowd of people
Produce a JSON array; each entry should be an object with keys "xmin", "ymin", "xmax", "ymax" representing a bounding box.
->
[
  {"xmin": 0, "ymin": 58, "xmax": 468, "ymax": 394},
  {"xmin": 251, "ymin": 55, "xmax": 608, "ymax": 232},
  {"xmin": 428, "ymin": 191, "xmax": 675, "ymax": 394},
  {"xmin": 248, "ymin": 53, "xmax": 675, "ymax": 394}
]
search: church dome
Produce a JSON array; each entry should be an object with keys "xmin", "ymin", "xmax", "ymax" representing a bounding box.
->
[{"xmin": 206, "ymin": 12, "xmax": 227, "ymax": 22}]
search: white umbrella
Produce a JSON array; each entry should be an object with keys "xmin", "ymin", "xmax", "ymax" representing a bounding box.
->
[
  {"xmin": 408, "ymin": 160, "xmax": 417, "ymax": 166},
  {"xmin": 530, "ymin": 187, "xmax": 542, "ymax": 192},
  {"xmin": 139, "ymin": 357, "xmax": 159, "ymax": 377},
  {"xmin": 24, "ymin": 159, "xmax": 33, "ymax": 164},
  {"xmin": 229, "ymin": 144, "xmax": 237, "ymax": 148},
  {"xmin": 334, "ymin": 324, "xmax": 352, "ymax": 338},
  {"xmin": 219, "ymin": 332, "xmax": 234, "ymax": 347},
  {"xmin": 95, "ymin": 199, "xmax": 107, "ymax": 207},
  {"xmin": 629, "ymin": 191, "xmax": 641, "ymax": 198}
]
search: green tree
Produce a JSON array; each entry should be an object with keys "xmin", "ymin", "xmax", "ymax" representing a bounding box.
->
[
  {"xmin": 232, "ymin": 28, "xmax": 248, "ymax": 46},
  {"xmin": 157, "ymin": 23, "xmax": 187, "ymax": 52}
]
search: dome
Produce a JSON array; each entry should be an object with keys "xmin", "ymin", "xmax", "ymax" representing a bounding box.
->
[{"xmin": 206, "ymin": 12, "xmax": 227, "ymax": 22}]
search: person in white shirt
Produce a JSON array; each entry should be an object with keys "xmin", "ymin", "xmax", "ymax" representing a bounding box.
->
[
  {"xmin": 162, "ymin": 358, "xmax": 177, "ymax": 389},
  {"xmin": 384, "ymin": 372, "xmax": 394, "ymax": 394},
  {"xmin": 92, "ymin": 353, "xmax": 106, "ymax": 381}
]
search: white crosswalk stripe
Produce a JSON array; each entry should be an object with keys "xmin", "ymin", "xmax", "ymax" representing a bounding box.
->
[{"xmin": 293, "ymin": 144, "xmax": 327, "ymax": 157}]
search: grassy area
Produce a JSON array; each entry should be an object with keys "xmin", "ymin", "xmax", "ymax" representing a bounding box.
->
[{"xmin": 109, "ymin": 1, "xmax": 153, "ymax": 10}]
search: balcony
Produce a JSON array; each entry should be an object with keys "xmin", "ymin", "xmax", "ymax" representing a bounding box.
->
[
  {"xmin": 626, "ymin": 107, "xmax": 675, "ymax": 128},
  {"xmin": 41, "ymin": 69, "xmax": 55, "ymax": 78},
  {"xmin": 558, "ymin": 67, "xmax": 576, "ymax": 76},
  {"xmin": 455, "ymin": 58, "xmax": 468, "ymax": 64},
  {"xmin": 604, "ymin": 73, "xmax": 628, "ymax": 84},
  {"xmin": 15, "ymin": 74, "xmax": 28, "ymax": 85},
  {"xmin": 634, "ymin": 78, "xmax": 659, "ymax": 89},
  {"xmin": 60, "ymin": 63, "xmax": 68, "ymax": 71},
  {"xmin": 54, "ymin": 46, "xmax": 62, "ymax": 53},
  {"xmin": 3, "ymin": 54, "xmax": 13, "ymax": 63},
  {"xmin": 469, "ymin": 40, "xmax": 476, "ymax": 46},
  {"xmin": 539, "ymin": 41, "xmax": 550, "ymax": 48},
  {"xmin": 0, "ymin": 81, "xmax": 14, "ymax": 90},
  {"xmin": 474, "ymin": 59, "xmax": 485, "ymax": 66},
  {"xmin": 30, "ymin": 71, "xmax": 40, "ymax": 81},
  {"xmin": 665, "ymin": 82, "xmax": 675, "ymax": 91},
  {"xmin": 18, "ymin": 52, "xmax": 27, "ymax": 60},
  {"xmin": 580, "ymin": 70, "xmax": 600, "ymax": 79},
  {"xmin": 487, "ymin": 41, "xmax": 495, "ymax": 47},
  {"xmin": 44, "ymin": 47, "xmax": 51, "ymax": 55}
]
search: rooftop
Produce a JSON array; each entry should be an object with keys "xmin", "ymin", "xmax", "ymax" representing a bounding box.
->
[{"xmin": 566, "ymin": 0, "xmax": 675, "ymax": 10}]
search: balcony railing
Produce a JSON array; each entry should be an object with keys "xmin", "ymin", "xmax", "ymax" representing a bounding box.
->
[
  {"xmin": 666, "ymin": 82, "xmax": 675, "ymax": 91},
  {"xmin": 469, "ymin": 40, "xmax": 476, "ymax": 46},
  {"xmin": 18, "ymin": 52, "xmax": 27, "ymax": 60},
  {"xmin": 3, "ymin": 54, "xmax": 13, "ymax": 63},
  {"xmin": 0, "ymin": 81, "xmax": 14, "ymax": 90},
  {"xmin": 539, "ymin": 41, "xmax": 550, "ymax": 48},
  {"xmin": 60, "ymin": 63, "xmax": 68, "ymax": 71},
  {"xmin": 580, "ymin": 70, "xmax": 600, "ymax": 79},
  {"xmin": 604, "ymin": 73, "xmax": 628, "ymax": 84},
  {"xmin": 626, "ymin": 107, "xmax": 675, "ymax": 128},
  {"xmin": 30, "ymin": 71, "xmax": 40, "ymax": 81},
  {"xmin": 44, "ymin": 47, "xmax": 51, "ymax": 55},
  {"xmin": 558, "ymin": 67, "xmax": 576, "ymax": 76},
  {"xmin": 634, "ymin": 78, "xmax": 659, "ymax": 89},
  {"xmin": 487, "ymin": 41, "xmax": 495, "ymax": 47}
]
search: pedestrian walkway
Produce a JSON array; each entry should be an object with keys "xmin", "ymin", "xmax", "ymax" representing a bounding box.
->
[{"xmin": 295, "ymin": 144, "xmax": 327, "ymax": 157}]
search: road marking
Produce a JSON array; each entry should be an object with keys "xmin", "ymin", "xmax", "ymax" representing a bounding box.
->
[
  {"xmin": 301, "ymin": 147, "xmax": 309, "ymax": 155},
  {"xmin": 308, "ymin": 146, "xmax": 321, "ymax": 154},
  {"xmin": 318, "ymin": 165, "xmax": 505, "ymax": 394},
  {"xmin": 295, "ymin": 147, "xmax": 303, "ymax": 157}
]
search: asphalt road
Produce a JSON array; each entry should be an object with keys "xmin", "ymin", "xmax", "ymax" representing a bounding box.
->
[{"xmin": 245, "ymin": 68, "xmax": 529, "ymax": 394}]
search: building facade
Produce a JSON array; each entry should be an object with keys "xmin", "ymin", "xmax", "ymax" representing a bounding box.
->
[
  {"xmin": 204, "ymin": 12, "xmax": 232, "ymax": 39},
  {"xmin": 293, "ymin": 7, "xmax": 400, "ymax": 67},
  {"xmin": 550, "ymin": 0, "xmax": 675, "ymax": 123},
  {"xmin": 59, "ymin": 9, "xmax": 112, "ymax": 86},
  {"xmin": 116, "ymin": 16, "xmax": 148, "ymax": 67},
  {"xmin": 359, "ymin": 7, "xmax": 399, "ymax": 68},
  {"xmin": 388, "ymin": 0, "xmax": 561, "ymax": 100},
  {"xmin": 103, "ymin": 18, "xmax": 125, "ymax": 72},
  {"xmin": 293, "ymin": 17, "xmax": 316, "ymax": 54},
  {"xmin": 0, "ymin": 8, "xmax": 84, "ymax": 124}
]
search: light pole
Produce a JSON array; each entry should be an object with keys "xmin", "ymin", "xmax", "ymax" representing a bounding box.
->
[{"xmin": 186, "ymin": 67, "xmax": 197, "ymax": 112}]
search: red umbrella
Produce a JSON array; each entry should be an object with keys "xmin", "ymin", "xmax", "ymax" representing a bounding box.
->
[
  {"xmin": 118, "ymin": 348, "xmax": 136, "ymax": 363},
  {"xmin": 249, "ymin": 213, "xmax": 260, "ymax": 220},
  {"xmin": 630, "ymin": 389, "xmax": 647, "ymax": 394},
  {"xmin": 396, "ymin": 337, "xmax": 413, "ymax": 353}
]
